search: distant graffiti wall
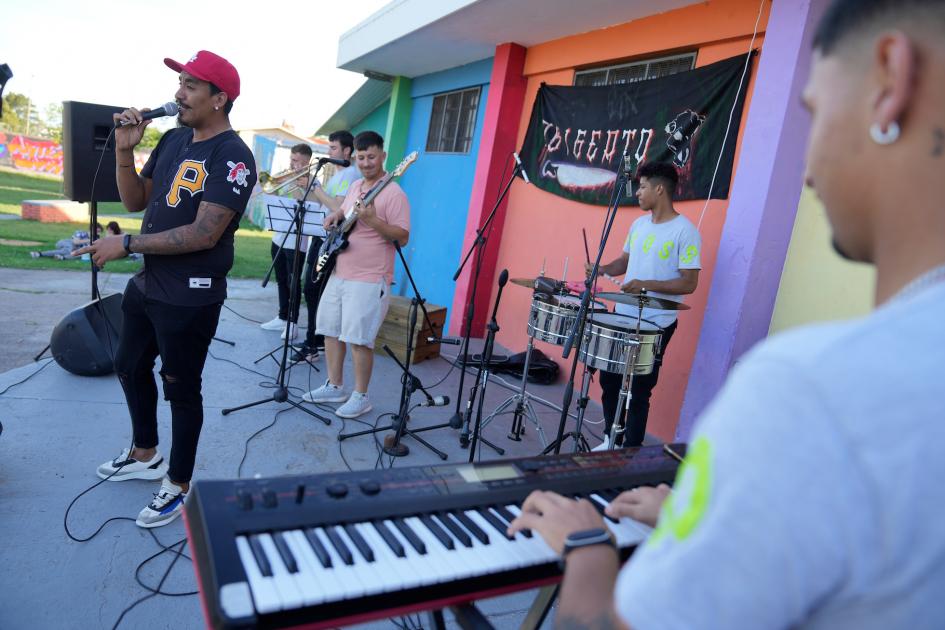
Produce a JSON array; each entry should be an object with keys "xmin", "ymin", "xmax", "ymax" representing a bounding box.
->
[{"xmin": 0, "ymin": 132, "xmax": 63, "ymax": 175}]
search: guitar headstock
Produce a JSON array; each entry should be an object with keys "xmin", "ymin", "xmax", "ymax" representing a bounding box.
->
[{"xmin": 391, "ymin": 151, "xmax": 419, "ymax": 178}]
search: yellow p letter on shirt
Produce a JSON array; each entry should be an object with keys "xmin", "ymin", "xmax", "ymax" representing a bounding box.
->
[{"xmin": 165, "ymin": 160, "xmax": 208, "ymax": 207}]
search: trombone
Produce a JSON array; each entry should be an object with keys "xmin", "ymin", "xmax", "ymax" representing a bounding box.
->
[{"xmin": 257, "ymin": 163, "xmax": 316, "ymax": 197}]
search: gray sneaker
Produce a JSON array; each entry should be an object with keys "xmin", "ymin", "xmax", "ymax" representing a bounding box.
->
[
  {"xmin": 335, "ymin": 391, "xmax": 373, "ymax": 418},
  {"xmin": 302, "ymin": 380, "xmax": 349, "ymax": 403},
  {"xmin": 97, "ymin": 447, "xmax": 168, "ymax": 481},
  {"xmin": 135, "ymin": 478, "xmax": 187, "ymax": 528}
]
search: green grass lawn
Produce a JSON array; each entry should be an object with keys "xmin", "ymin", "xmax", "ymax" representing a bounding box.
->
[{"xmin": 0, "ymin": 169, "xmax": 272, "ymax": 278}]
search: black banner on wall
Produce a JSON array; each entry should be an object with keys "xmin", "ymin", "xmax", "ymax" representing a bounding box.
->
[{"xmin": 518, "ymin": 53, "xmax": 754, "ymax": 206}]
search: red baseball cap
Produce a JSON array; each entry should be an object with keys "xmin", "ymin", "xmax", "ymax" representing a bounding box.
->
[{"xmin": 164, "ymin": 50, "xmax": 240, "ymax": 102}]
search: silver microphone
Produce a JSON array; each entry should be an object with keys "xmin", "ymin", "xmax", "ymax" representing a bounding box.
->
[
  {"xmin": 513, "ymin": 152, "xmax": 531, "ymax": 185},
  {"xmin": 421, "ymin": 395, "xmax": 450, "ymax": 407}
]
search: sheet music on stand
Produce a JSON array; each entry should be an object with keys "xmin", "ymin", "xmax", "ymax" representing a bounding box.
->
[{"xmin": 263, "ymin": 193, "xmax": 327, "ymax": 240}]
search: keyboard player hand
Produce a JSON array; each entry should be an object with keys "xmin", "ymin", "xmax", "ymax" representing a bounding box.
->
[
  {"xmin": 604, "ymin": 484, "xmax": 671, "ymax": 528},
  {"xmin": 507, "ymin": 490, "xmax": 606, "ymax": 555}
]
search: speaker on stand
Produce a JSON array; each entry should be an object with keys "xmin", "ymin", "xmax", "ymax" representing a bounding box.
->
[{"xmin": 40, "ymin": 101, "xmax": 128, "ymax": 376}]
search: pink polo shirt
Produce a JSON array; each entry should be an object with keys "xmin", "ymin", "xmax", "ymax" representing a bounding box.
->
[{"xmin": 333, "ymin": 178, "xmax": 411, "ymax": 284}]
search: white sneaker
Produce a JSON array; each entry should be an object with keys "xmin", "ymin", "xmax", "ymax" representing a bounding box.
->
[
  {"xmin": 335, "ymin": 391, "xmax": 373, "ymax": 419},
  {"xmin": 97, "ymin": 447, "xmax": 168, "ymax": 481},
  {"xmin": 280, "ymin": 323, "xmax": 298, "ymax": 341},
  {"xmin": 135, "ymin": 478, "xmax": 187, "ymax": 528},
  {"xmin": 260, "ymin": 316, "xmax": 286, "ymax": 331},
  {"xmin": 302, "ymin": 380, "xmax": 349, "ymax": 403},
  {"xmin": 592, "ymin": 435, "xmax": 611, "ymax": 452}
]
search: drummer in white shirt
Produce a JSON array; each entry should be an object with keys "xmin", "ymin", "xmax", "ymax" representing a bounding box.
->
[{"xmin": 587, "ymin": 161, "xmax": 701, "ymax": 449}]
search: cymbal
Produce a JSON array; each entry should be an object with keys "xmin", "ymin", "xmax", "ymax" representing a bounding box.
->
[{"xmin": 596, "ymin": 291, "xmax": 690, "ymax": 311}]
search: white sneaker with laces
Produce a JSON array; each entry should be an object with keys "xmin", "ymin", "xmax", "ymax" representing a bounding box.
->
[
  {"xmin": 260, "ymin": 316, "xmax": 287, "ymax": 331},
  {"xmin": 592, "ymin": 435, "xmax": 611, "ymax": 452},
  {"xmin": 280, "ymin": 323, "xmax": 298, "ymax": 341},
  {"xmin": 335, "ymin": 391, "xmax": 373, "ymax": 418},
  {"xmin": 302, "ymin": 380, "xmax": 349, "ymax": 403},
  {"xmin": 136, "ymin": 478, "xmax": 187, "ymax": 528},
  {"xmin": 96, "ymin": 447, "xmax": 168, "ymax": 481}
]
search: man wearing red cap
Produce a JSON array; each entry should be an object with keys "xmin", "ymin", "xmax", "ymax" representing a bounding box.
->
[{"xmin": 75, "ymin": 50, "xmax": 256, "ymax": 528}]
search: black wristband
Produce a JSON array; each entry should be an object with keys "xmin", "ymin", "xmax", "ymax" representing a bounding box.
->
[{"xmin": 122, "ymin": 234, "xmax": 133, "ymax": 255}]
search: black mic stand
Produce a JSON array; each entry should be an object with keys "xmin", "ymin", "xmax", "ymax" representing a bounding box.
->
[
  {"xmin": 221, "ymin": 165, "xmax": 331, "ymax": 425},
  {"xmin": 466, "ymin": 269, "xmax": 510, "ymax": 462},
  {"xmin": 543, "ymin": 158, "xmax": 629, "ymax": 454},
  {"xmin": 338, "ymin": 242, "xmax": 449, "ymax": 459},
  {"xmin": 451, "ymin": 157, "xmax": 525, "ymax": 447}
]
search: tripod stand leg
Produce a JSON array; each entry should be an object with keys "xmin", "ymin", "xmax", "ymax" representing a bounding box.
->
[
  {"xmin": 509, "ymin": 335, "xmax": 537, "ymax": 440},
  {"xmin": 222, "ymin": 397, "xmax": 274, "ymax": 415},
  {"xmin": 34, "ymin": 344, "xmax": 51, "ymax": 362}
]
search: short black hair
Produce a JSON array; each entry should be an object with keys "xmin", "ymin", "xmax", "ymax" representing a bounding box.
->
[
  {"xmin": 637, "ymin": 161, "xmax": 678, "ymax": 196},
  {"xmin": 328, "ymin": 130, "xmax": 354, "ymax": 154},
  {"xmin": 354, "ymin": 130, "xmax": 384, "ymax": 152},
  {"xmin": 106, "ymin": 221, "xmax": 122, "ymax": 235},
  {"xmin": 290, "ymin": 143, "xmax": 313, "ymax": 158},
  {"xmin": 208, "ymin": 82, "xmax": 234, "ymax": 115},
  {"xmin": 814, "ymin": 0, "xmax": 945, "ymax": 55}
]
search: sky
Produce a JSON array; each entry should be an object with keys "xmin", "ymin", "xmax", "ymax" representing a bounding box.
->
[{"xmin": 1, "ymin": 0, "xmax": 392, "ymax": 136}]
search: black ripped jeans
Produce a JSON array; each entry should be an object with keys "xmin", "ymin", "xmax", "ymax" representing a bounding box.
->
[{"xmin": 113, "ymin": 280, "xmax": 221, "ymax": 484}]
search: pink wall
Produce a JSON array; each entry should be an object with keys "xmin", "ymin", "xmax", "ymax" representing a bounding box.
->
[{"xmin": 481, "ymin": 0, "xmax": 770, "ymax": 442}]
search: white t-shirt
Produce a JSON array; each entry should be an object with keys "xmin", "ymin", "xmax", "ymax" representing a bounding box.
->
[
  {"xmin": 617, "ymin": 214, "xmax": 701, "ymax": 328},
  {"xmin": 615, "ymin": 281, "xmax": 945, "ymax": 630}
]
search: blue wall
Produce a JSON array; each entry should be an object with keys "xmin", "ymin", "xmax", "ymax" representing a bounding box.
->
[
  {"xmin": 353, "ymin": 101, "xmax": 390, "ymax": 136},
  {"xmin": 395, "ymin": 58, "xmax": 494, "ymax": 317}
]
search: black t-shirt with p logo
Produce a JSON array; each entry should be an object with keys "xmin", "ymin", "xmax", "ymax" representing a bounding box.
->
[{"xmin": 138, "ymin": 127, "xmax": 256, "ymax": 306}]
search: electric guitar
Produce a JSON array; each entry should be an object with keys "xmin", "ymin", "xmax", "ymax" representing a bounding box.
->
[{"xmin": 314, "ymin": 151, "xmax": 418, "ymax": 282}]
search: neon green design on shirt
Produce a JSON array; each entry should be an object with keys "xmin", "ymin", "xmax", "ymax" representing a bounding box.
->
[
  {"xmin": 651, "ymin": 436, "xmax": 712, "ymax": 543},
  {"xmin": 659, "ymin": 240, "xmax": 674, "ymax": 260},
  {"xmin": 642, "ymin": 234, "xmax": 655, "ymax": 254},
  {"xmin": 680, "ymin": 245, "xmax": 699, "ymax": 265}
]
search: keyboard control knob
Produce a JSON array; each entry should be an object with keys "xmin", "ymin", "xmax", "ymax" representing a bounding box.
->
[
  {"xmin": 359, "ymin": 480, "xmax": 381, "ymax": 496},
  {"xmin": 237, "ymin": 490, "xmax": 253, "ymax": 511},
  {"xmin": 262, "ymin": 489, "xmax": 278, "ymax": 508},
  {"xmin": 326, "ymin": 483, "xmax": 349, "ymax": 499}
]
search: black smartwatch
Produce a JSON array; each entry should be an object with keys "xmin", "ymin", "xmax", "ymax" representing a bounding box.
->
[
  {"xmin": 122, "ymin": 233, "xmax": 133, "ymax": 255},
  {"xmin": 561, "ymin": 528, "xmax": 617, "ymax": 563}
]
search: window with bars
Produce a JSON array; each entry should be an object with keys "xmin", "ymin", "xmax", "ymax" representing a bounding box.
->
[
  {"xmin": 574, "ymin": 52, "xmax": 696, "ymax": 87},
  {"xmin": 425, "ymin": 87, "xmax": 481, "ymax": 154}
]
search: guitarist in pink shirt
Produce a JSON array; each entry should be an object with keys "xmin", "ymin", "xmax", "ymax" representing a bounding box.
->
[{"xmin": 302, "ymin": 131, "xmax": 411, "ymax": 418}]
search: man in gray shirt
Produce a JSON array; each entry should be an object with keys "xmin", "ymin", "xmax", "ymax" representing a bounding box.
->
[{"xmin": 508, "ymin": 1, "xmax": 945, "ymax": 628}]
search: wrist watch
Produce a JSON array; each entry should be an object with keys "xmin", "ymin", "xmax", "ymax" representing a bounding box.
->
[
  {"xmin": 561, "ymin": 528, "xmax": 617, "ymax": 563},
  {"xmin": 122, "ymin": 233, "xmax": 133, "ymax": 255}
]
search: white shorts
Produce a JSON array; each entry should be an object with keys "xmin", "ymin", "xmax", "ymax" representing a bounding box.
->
[{"xmin": 315, "ymin": 275, "xmax": 390, "ymax": 348}]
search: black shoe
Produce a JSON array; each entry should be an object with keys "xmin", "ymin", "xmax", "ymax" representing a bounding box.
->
[{"xmin": 291, "ymin": 344, "xmax": 319, "ymax": 363}]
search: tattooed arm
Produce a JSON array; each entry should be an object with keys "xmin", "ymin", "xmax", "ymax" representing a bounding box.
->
[
  {"xmin": 73, "ymin": 201, "xmax": 237, "ymax": 268},
  {"xmin": 128, "ymin": 201, "xmax": 236, "ymax": 254}
]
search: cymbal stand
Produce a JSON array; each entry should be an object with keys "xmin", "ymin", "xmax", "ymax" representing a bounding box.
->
[{"xmin": 607, "ymin": 298, "xmax": 647, "ymax": 449}]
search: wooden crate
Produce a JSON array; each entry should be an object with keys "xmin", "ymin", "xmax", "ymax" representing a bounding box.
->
[{"xmin": 375, "ymin": 296, "xmax": 447, "ymax": 365}]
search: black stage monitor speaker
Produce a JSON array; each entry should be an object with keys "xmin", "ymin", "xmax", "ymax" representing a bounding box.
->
[
  {"xmin": 50, "ymin": 293, "xmax": 123, "ymax": 376},
  {"xmin": 62, "ymin": 100, "xmax": 125, "ymax": 203}
]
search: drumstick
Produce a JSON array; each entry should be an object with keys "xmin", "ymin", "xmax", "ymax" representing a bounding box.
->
[
  {"xmin": 582, "ymin": 228, "xmax": 591, "ymax": 264},
  {"xmin": 562, "ymin": 257, "xmax": 568, "ymax": 282}
]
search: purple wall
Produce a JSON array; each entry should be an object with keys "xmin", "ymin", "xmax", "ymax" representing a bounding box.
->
[{"xmin": 677, "ymin": 0, "xmax": 830, "ymax": 439}]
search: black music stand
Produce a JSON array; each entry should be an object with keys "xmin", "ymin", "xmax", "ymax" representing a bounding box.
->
[
  {"xmin": 338, "ymin": 243, "xmax": 450, "ymax": 459},
  {"xmin": 221, "ymin": 169, "xmax": 331, "ymax": 425},
  {"xmin": 543, "ymin": 156, "xmax": 631, "ymax": 454},
  {"xmin": 253, "ymin": 196, "xmax": 326, "ymax": 372},
  {"xmin": 450, "ymin": 155, "xmax": 526, "ymax": 447}
]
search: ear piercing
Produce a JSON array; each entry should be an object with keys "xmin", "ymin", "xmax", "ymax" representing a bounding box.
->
[{"xmin": 870, "ymin": 121, "xmax": 900, "ymax": 145}]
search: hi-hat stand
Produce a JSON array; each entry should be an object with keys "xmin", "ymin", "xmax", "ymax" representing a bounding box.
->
[
  {"xmin": 221, "ymin": 165, "xmax": 331, "ymax": 425},
  {"xmin": 338, "ymin": 242, "xmax": 450, "ymax": 458},
  {"xmin": 544, "ymin": 156, "xmax": 631, "ymax": 454},
  {"xmin": 451, "ymin": 154, "xmax": 527, "ymax": 448}
]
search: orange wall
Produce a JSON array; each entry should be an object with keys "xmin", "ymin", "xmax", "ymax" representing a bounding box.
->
[{"xmin": 490, "ymin": 0, "xmax": 770, "ymax": 442}]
